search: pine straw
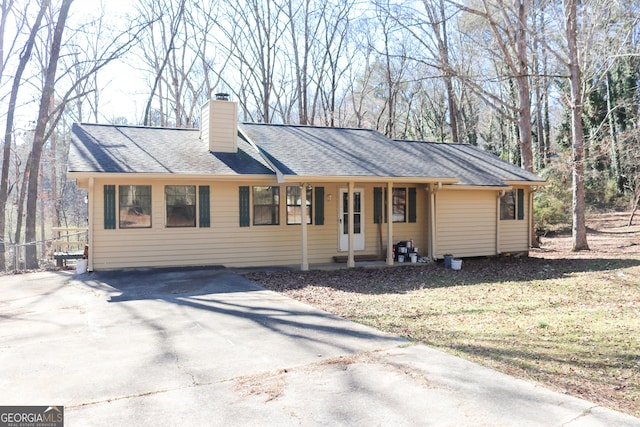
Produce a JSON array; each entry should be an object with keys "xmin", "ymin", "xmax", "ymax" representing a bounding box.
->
[{"xmin": 244, "ymin": 212, "xmax": 640, "ymax": 417}]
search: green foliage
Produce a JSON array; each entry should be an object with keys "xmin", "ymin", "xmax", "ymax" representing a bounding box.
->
[{"xmin": 534, "ymin": 164, "xmax": 572, "ymax": 233}]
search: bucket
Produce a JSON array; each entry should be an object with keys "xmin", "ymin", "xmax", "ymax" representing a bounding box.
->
[
  {"xmin": 410, "ymin": 253, "xmax": 417, "ymax": 263},
  {"xmin": 444, "ymin": 254, "xmax": 453, "ymax": 268},
  {"xmin": 451, "ymin": 259, "xmax": 462, "ymax": 270},
  {"xmin": 398, "ymin": 254, "xmax": 405, "ymax": 263},
  {"xmin": 76, "ymin": 259, "xmax": 88, "ymax": 275}
]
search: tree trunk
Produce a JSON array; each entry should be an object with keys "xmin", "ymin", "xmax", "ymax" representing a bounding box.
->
[
  {"xmin": 0, "ymin": 0, "xmax": 50, "ymax": 270},
  {"xmin": 566, "ymin": 0, "xmax": 589, "ymax": 251},
  {"xmin": 25, "ymin": 0, "xmax": 73, "ymax": 269}
]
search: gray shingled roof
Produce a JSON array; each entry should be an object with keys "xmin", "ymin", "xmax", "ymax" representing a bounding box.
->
[
  {"xmin": 239, "ymin": 123, "xmax": 458, "ymax": 180},
  {"xmin": 69, "ymin": 123, "xmax": 274, "ymax": 175},
  {"xmin": 397, "ymin": 140, "xmax": 544, "ymax": 186},
  {"xmin": 68, "ymin": 122, "xmax": 544, "ymax": 186}
]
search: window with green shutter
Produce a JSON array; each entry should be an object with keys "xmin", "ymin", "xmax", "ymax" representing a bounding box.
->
[
  {"xmin": 239, "ymin": 186, "xmax": 250, "ymax": 227},
  {"xmin": 104, "ymin": 185, "xmax": 116, "ymax": 229},
  {"xmin": 374, "ymin": 187, "xmax": 383, "ymax": 224},
  {"xmin": 199, "ymin": 186, "xmax": 210, "ymax": 227},
  {"xmin": 517, "ymin": 189, "xmax": 525, "ymax": 220},
  {"xmin": 315, "ymin": 187, "xmax": 324, "ymax": 225},
  {"xmin": 408, "ymin": 187, "xmax": 417, "ymax": 223}
]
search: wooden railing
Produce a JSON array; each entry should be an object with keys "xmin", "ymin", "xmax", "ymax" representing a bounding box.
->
[{"xmin": 52, "ymin": 227, "xmax": 88, "ymax": 266}]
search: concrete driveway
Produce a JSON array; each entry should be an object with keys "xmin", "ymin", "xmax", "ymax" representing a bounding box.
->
[{"xmin": 0, "ymin": 268, "xmax": 638, "ymax": 426}]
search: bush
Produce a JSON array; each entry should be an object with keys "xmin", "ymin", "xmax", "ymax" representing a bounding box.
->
[{"xmin": 534, "ymin": 166, "xmax": 572, "ymax": 234}]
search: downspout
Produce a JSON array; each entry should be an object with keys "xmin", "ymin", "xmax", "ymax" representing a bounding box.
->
[
  {"xmin": 427, "ymin": 182, "xmax": 441, "ymax": 260},
  {"xmin": 386, "ymin": 181, "xmax": 393, "ymax": 265},
  {"xmin": 529, "ymin": 186, "xmax": 539, "ymax": 249},
  {"xmin": 496, "ymin": 190, "xmax": 506, "ymax": 256},
  {"xmin": 238, "ymin": 127, "xmax": 285, "ymax": 183},
  {"xmin": 88, "ymin": 177, "xmax": 94, "ymax": 272},
  {"xmin": 300, "ymin": 183, "xmax": 309, "ymax": 271}
]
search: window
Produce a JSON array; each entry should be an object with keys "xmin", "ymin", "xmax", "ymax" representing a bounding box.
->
[
  {"xmin": 392, "ymin": 188, "xmax": 406, "ymax": 222},
  {"xmin": 500, "ymin": 190, "xmax": 516, "ymax": 220},
  {"xmin": 119, "ymin": 185, "xmax": 152, "ymax": 228},
  {"xmin": 374, "ymin": 187, "xmax": 416, "ymax": 224},
  {"xmin": 253, "ymin": 186, "xmax": 280, "ymax": 225},
  {"xmin": 287, "ymin": 186, "xmax": 312, "ymax": 225},
  {"xmin": 166, "ymin": 185, "xmax": 196, "ymax": 227}
]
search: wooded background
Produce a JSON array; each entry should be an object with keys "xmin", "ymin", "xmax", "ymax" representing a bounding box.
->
[{"xmin": 1, "ymin": 0, "xmax": 638, "ymax": 270}]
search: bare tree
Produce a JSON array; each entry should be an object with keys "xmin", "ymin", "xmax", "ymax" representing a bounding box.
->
[
  {"xmin": 563, "ymin": 0, "xmax": 589, "ymax": 250},
  {"xmin": 0, "ymin": 0, "xmax": 50, "ymax": 270},
  {"xmin": 219, "ymin": 0, "xmax": 287, "ymax": 123},
  {"xmin": 422, "ymin": 0, "xmax": 460, "ymax": 142},
  {"xmin": 24, "ymin": 0, "xmax": 73, "ymax": 268}
]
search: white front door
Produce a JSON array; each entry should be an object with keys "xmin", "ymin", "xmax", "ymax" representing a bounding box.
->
[{"xmin": 339, "ymin": 188, "xmax": 365, "ymax": 251}]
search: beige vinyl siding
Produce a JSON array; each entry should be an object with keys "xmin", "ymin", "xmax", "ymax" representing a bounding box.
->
[
  {"xmin": 499, "ymin": 187, "xmax": 529, "ymax": 253},
  {"xmin": 435, "ymin": 190, "xmax": 496, "ymax": 258},
  {"xmin": 202, "ymin": 100, "xmax": 238, "ymax": 153},
  {"xmin": 89, "ymin": 179, "xmax": 430, "ymax": 269},
  {"xmin": 90, "ymin": 179, "xmax": 340, "ymax": 269}
]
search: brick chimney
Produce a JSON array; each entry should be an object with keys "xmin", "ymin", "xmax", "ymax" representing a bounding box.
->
[{"xmin": 200, "ymin": 93, "xmax": 238, "ymax": 153}]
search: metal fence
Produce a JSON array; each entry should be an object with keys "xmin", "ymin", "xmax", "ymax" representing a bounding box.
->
[{"xmin": 2, "ymin": 228, "xmax": 88, "ymax": 272}]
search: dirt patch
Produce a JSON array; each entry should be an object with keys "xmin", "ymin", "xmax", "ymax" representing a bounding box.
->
[{"xmin": 234, "ymin": 369, "xmax": 287, "ymax": 402}]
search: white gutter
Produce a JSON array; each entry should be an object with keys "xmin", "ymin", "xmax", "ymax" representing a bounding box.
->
[
  {"xmin": 496, "ymin": 189, "xmax": 507, "ymax": 256},
  {"xmin": 238, "ymin": 127, "xmax": 285, "ymax": 183},
  {"xmin": 88, "ymin": 177, "xmax": 94, "ymax": 272},
  {"xmin": 427, "ymin": 182, "xmax": 442, "ymax": 260}
]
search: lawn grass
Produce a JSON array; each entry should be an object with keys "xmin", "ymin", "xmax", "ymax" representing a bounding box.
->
[
  {"xmin": 355, "ymin": 266, "xmax": 639, "ymax": 417},
  {"xmin": 247, "ymin": 257, "xmax": 640, "ymax": 417}
]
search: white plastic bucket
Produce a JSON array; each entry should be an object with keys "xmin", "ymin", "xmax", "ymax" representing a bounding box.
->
[
  {"xmin": 410, "ymin": 253, "xmax": 417, "ymax": 263},
  {"xmin": 451, "ymin": 259, "xmax": 462, "ymax": 270},
  {"xmin": 76, "ymin": 259, "xmax": 87, "ymax": 274},
  {"xmin": 398, "ymin": 255, "xmax": 405, "ymax": 263}
]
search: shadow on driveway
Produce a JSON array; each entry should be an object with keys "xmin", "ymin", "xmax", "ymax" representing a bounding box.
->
[{"xmin": 72, "ymin": 266, "xmax": 405, "ymax": 355}]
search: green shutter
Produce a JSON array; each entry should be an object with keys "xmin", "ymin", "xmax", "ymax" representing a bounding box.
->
[
  {"xmin": 517, "ymin": 189, "xmax": 525, "ymax": 220},
  {"xmin": 199, "ymin": 186, "xmax": 210, "ymax": 227},
  {"xmin": 315, "ymin": 187, "xmax": 324, "ymax": 225},
  {"xmin": 408, "ymin": 187, "xmax": 417, "ymax": 223},
  {"xmin": 374, "ymin": 187, "xmax": 382, "ymax": 224},
  {"xmin": 104, "ymin": 185, "xmax": 116, "ymax": 229},
  {"xmin": 239, "ymin": 186, "xmax": 250, "ymax": 227}
]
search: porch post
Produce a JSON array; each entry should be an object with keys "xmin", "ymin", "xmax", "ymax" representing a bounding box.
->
[
  {"xmin": 347, "ymin": 181, "xmax": 355, "ymax": 268},
  {"xmin": 428, "ymin": 183, "xmax": 440, "ymax": 260},
  {"xmin": 496, "ymin": 190, "xmax": 504, "ymax": 255},
  {"xmin": 300, "ymin": 183, "xmax": 309, "ymax": 271},
  {"xmin": 88, "ymin": 177, "xmax": 94, "ymax": 272},
  {"xmin": 386, "ymin": 181, "xmax": 394, "ymax": 265}
]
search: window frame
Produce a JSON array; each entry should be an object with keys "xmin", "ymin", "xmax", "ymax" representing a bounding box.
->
[
  {"xmin": 118, "ymin": 185, "xmax": 152, "ymax": 229},
  {"xmin": 253, "ymin": 186, "xmax": 280, "ymax": 226},
  {"xmin": 286, "ymin": 186, "xmax": 313, "ymax": 225},
  {"xmin": 392, "ymin": 187, "xmax": 407, "ymax": 223},
  {"xmin": 500, "ymin": 190, "xmax": 516, "ymax": 220},
  {"xmin": 165, "ymin": 185, "xmax": 197, "ymax": 228}
]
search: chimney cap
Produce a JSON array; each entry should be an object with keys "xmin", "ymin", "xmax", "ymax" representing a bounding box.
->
[{"xmin": 214, "ymin": 92, "xmax": 230, "ymax": 101}]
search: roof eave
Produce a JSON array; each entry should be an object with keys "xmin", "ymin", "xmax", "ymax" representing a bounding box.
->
[
  {"xmin": 504, "ymin": 180, "xmax": 548, "ymax": 186},
  {"xmin": 280, "ymin": 175, "xmax": 459, "ymax": 184},
  {"xmin": 66, "ymin": 171, "xmax": 277, "ymax": 181}
]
